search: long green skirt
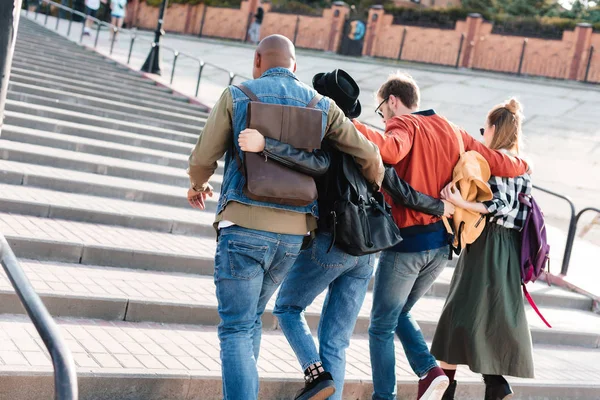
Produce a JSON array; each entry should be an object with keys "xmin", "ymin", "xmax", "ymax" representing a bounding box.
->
[{"xmin": 430, "ymin": 222, "xmax": 535, "ymax": 378}]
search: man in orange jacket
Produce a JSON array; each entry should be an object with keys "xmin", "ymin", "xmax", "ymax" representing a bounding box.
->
[{"xmin": 353, "ymin": 72, "xmax": 529, "ymax": 400}]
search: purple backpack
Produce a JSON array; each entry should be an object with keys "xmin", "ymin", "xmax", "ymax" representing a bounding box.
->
[{"xmin": 519, "ymin": 194, "xmax": 552, "ymax": 328}]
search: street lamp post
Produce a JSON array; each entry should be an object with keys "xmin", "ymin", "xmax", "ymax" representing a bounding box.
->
[
  {"xmin": 141, "ymin": 0, "xmax": 168, "ymax": 75},
  {"xmin": 0, "ymin": 0, "xmax": 23, "ymax": 136}
]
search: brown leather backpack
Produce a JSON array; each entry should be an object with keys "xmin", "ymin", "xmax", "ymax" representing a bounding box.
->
[{"xmin": 233, "ymin": 84, "xmax": 323, "ymax": 207}]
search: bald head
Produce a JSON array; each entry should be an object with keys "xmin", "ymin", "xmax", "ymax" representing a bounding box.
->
[{"xmin": 253, "ymin": 35, "xmax": 297, "ymax": 78}]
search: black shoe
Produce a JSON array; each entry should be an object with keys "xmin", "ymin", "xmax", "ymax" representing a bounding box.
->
[
  {"xmin": 294, "ymin": 372, "xmax": 336, "ymax": 400},
  {"xmin": 483, "ymin": 375, "xmax": 514, "ymax": 400},
  {"xmin": 442, "ymin": 380, "xmax": 457, "ymax": 400}
]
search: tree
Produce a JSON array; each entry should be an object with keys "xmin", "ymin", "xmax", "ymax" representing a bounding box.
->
[{"xmin": 460, "ymin": 0, "xmax": 497, "ymax": 14}]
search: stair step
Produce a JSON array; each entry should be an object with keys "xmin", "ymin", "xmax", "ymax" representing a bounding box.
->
[
  {"xmin": 4, "ymin": 101, "xmax": 202, "ymax": 142},
  {"xmin": 0, "ymin": 212, "xmax": 215, "ymax": 274},
  {"xmin": 10, "ymin": 65, "xmax": 176, "ymax": 97},
  {"xmin": 8, "ymin": 73, "xmax": 203, "ymax": 114},
  {"xmin": 1, "ymin": 124, "xmax": 194, "ymax": 169},
  {"xmin": 0, "ymin": 159, "xmax": 218, "ymax": 211},
  {"xmin": 0, "ymin": 139, "xmax": 222, "ymax": 190},
  {"xmin": 6, "ymin": 91, "xmax": 202, "ymax": 134},
  {"xmin": 7, "ymin": 81, "xmax": 208, "ymax": 122},
  {"xmin": 0, "ymin": 183, "xmax": 215, "ymax": 235},
  {"xmin": 0, "ymin": 313, "xmax": 598, "ymax": 399},
  {"xmin": 1, "ymin": 259, "xmax": 597, "ymax": 348}
]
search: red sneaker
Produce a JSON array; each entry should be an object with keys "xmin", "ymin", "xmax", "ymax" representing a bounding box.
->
[{"xmin": 417, "ymin": 367, "xmax": 450, "ymax": 400}]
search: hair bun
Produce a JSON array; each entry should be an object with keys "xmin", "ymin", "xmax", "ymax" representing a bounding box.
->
[{"xmin": 504, "ymin": 98, "xmax": 522, "ymax": 115}]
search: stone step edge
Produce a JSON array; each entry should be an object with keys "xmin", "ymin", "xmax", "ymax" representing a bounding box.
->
[
  {"xmin": 5, "ymin": 236, "xmax": 213, "ymax": 275},
  {"xmin": 4, "ymin": 367, "xmax": 599, "ymax": 400},
  {"xmin": 0, "ymin": 165, "xmax": 220, "ymax": 212},
  {"xmin": 0, "ymin": 285, "xmax": 596, "ymax": 348},
  {"xmin": 0, "ymin": 197, "xmax": 215, "ymax": 237}
]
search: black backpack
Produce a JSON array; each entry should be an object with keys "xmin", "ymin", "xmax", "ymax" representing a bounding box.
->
[{"xmin": 323, "ymin": 150, "xmax": 402, "ymax": 256}]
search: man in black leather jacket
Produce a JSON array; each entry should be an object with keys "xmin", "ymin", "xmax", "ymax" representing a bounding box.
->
[{"xmin": 239, "ymin": 70, "xmax": 452, "ymax": 400}]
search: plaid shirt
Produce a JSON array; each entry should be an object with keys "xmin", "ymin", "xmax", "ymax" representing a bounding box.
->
[{"xmin": 482, "ymin": 173, "xmax": 532, "ymax": 231}]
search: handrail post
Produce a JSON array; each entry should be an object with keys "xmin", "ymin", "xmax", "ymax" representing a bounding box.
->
[
  {"xmin": 533, "ymin": 185, "xmax": 576, "ymax": 276},
  {"xmin": 584, "ymin": 45, "xmax": 594, "ymax": 83},
  {"xmin": 170, "ymin": 51, "xmax": 178, "ymax": 84},
  {"xmin": 518, "ymin": 38, "xmax": 528, "ymax": 76},
  {"xmin": 44, "ymin": 1, "xmax": 50, "ymax": 25},
  {"xmin": 195, "ymin": 61, "xmax": 204, "ymax": 97},
  {"xmin": 79, "ymin": 14, "xmax": 85, "ymax": 43},
  {"xmin": 198, "ymin": 4, "xmax": 208, "ymax": 37},
  {"xmin": 455, "ymin": 33, "xmax": 465, "ymax": 69},
  {"xmin": 55, "ymin": 7, "xmax": 60, "ymax": 30},
  {"xmin": 110, "ymin": 26, "xmax": 117, "ymax": 55},
  {"xmin": 127, "ymin": 34, "xmax": 136, "ymax": 64},
  {"xmin": 94, "ymin": 21, "xmax": 101, "ymax": 48},
  {"xmin": 67, "ymin": 9, "xmax": 73, "ymax": 36},
  {"xmin": 397, "ymin": 27, "xmax": 407, "ymax": 60},
  {"xmin": 293, "ymin": 16, "xmax": 300, "ymax": 46}
]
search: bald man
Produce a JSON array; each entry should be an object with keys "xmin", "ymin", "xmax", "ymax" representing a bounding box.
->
[{"xmin": 187, "ymin": 35, "xmax": 384, "ymax": 400}]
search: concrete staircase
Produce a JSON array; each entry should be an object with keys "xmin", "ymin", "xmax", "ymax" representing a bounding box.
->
[{"xmin": 0, "ymin": 17, "xmax": 599, "ymax": 400}]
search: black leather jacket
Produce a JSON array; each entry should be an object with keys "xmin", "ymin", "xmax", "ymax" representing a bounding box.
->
[{"xmin": 262, "ymin": 138, "xmax": 445, "ymax": 228}]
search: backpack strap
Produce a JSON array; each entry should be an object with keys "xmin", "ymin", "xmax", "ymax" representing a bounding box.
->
[
  {"xmin": 453, "ymin": 128, "xmax": 465, "ymax": 155},
  {"xmin": 235, "ymin": 84, "xmax": 323, "ymax": 109},
  {"xmin": 234, "ymin": 84, "xmax": 260, "ymax": 102},
  {"xmin": 522, "ymin": 284, "xmax": 552, "ymax": 328},
  {"xmin": 307, "ymin": 93, "xmax": 323, "ymax": 109}
]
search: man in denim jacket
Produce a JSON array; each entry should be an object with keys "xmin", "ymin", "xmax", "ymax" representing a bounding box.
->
[{"xmin": 187, "ymin": 35, "xmax": 384, "ymax": 400}]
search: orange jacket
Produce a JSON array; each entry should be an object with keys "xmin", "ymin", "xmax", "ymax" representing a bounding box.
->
[{"xmin": 353, "ymin": 111, "xmax": 529, "ymax": 229}]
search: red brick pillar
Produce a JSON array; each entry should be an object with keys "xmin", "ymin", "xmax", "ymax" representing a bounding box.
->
[
  {"xmin": 569, "ymin": 23, "xmax": 593, "ymax": 81},
  {"xmin": 125, "ymin": 0, "xmax": 139, "ymax": 28},
  {"xmin": 461, "ymin": 13, "xmax": 483, "ymax": 68},
  {"xmin": 328, "ymin": 1, "xmax": 350, "ymax": 52},
  {"xmin": 364, "ymin": 5, "xmax": 384, "ymax": 57}
]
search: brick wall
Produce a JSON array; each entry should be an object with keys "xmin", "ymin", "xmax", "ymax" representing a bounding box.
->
[{"xmin": 365, "ymin": 7, "xmax": 597, "ymax": 83}]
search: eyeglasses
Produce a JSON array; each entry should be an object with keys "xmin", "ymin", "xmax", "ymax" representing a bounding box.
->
[
  {"xmin": 375, "ymin": 97, "xmax": 389, "ymax": 118},
  {"xmin": 480, "ymin": 128, "xmax": 485, "ymax": 136}
]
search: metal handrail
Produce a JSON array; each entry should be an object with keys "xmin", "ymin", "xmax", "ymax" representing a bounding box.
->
[
  {"xmin": 33, "ymin": 0, "xmax": 251, "ymax": 92},
  {"xmin": 0, "ymin": 235, "xmax": 78, "ymax": 399}
]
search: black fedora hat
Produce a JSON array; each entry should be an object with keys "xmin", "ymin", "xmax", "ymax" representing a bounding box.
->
[{"xmin": 312, "ymin": 69, "xmax": 362, "ymax": 119}]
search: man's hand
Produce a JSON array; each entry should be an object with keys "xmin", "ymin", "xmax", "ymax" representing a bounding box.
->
[
  {"xmin": 442, "ymin": 200, "xmax": 455, "ymax": 218},
  {"xmin": 239, "ymin": 129, "xmax": 266, "ymax": 153},
  {"xmin": 187, "ymin": 184, "xmax": 213, "ymax": 210}
]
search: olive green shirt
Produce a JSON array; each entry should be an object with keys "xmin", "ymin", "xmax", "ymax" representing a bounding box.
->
[{"xmin": 188, "ymin": 87, "xmax": 384, "ymax": 235}]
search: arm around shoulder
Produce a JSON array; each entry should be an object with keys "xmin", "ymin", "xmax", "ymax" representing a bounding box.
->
[
  {"xmin": 462, "ymin": 131, "xmax": 528, "ymax": 177},
  {"xmin": 324, "ymin": 102, "xmax": 384, "ymax": 187}
]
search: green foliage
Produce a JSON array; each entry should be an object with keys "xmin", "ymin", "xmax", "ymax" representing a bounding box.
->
[
  {"xmin": 145, "ymin": 0, "xmax": 241, "ymax": 7},
  {"xmin": 269, "ymin": 0, "xmax": 325, "ymax": 16}
]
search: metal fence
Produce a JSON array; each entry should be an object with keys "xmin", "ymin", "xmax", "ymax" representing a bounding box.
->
[{"xmin": 32, "ymin": 0, "xmax": 252, "ymax": 99}]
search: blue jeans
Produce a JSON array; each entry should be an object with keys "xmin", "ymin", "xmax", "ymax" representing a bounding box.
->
[
  {"xmin": 274, "ymin": 233, "xmax": 374, "ymax": 400},
  {"xmin": 369, "ymin": 246, "xmax": 449, "ymax": 400},
  {"xmin": 215, "ymin": 226, "xmax": 304, "ymax": 400}
]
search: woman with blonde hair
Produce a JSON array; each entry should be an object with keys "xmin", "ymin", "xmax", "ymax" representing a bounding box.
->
[{"xmin": 431, "ymin": 98, "xmax": 534, "ymax": 400}]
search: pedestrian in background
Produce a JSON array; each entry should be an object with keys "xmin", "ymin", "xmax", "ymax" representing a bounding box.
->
[{"xmin": 247, "ymin": 6, "xmax": 264, "ymax": 45}]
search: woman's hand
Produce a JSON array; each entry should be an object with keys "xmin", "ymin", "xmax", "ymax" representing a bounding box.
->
[
  {"xmin": 239, "ymin": 129, "xmax": 266, "ymax": 153},
  {"xmin": 441, "ymin": 183, "xmax": 465, "ymax": 207}
]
